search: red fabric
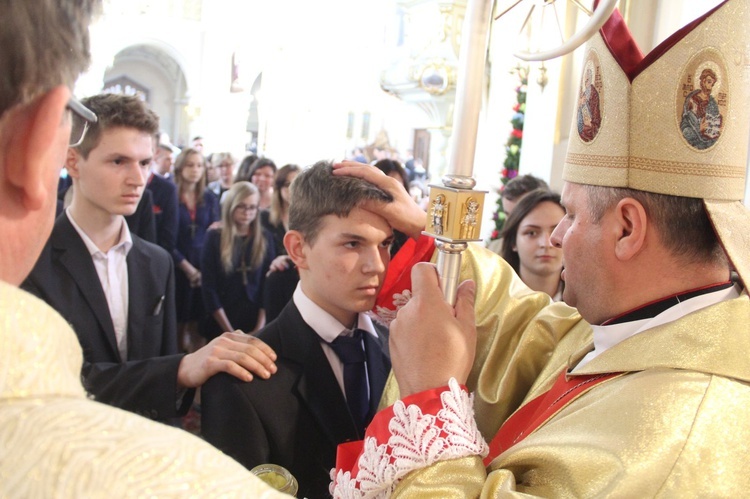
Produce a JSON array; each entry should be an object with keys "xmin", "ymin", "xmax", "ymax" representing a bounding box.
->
[
  {"xmin": 630, "ymin": 0, "xmax": 728, "ymax": 81},
  {"xmin": 374, "ymin": 234, "xmax": 435, "ymax": 314},
  {"xmin": 334, "ymin": 384, "xmax": 460, "ymax": 479},
  {"xmin": 598, "ymin": 6, "xmax": 643, "ymax": 80},
  {"xmin": 484, "ymin": 369, "xmax": 622, "ymax": 466},
  {"xmin": 597, "ymin": 0, "xmax": 729, "ymax": 83}
]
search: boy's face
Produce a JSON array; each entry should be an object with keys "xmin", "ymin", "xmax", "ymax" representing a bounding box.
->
[
  {"xmin": 68, "ymin": 126, "xmax": 153, "ymax": 218},
  {"xmin": 294, "ymin": 207, "xmax": 393, "ymax": 327}
]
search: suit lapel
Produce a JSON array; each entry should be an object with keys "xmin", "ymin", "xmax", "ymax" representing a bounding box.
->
[
  {"xmin": 126, "ymin": 240, "xmax": 148, "ymax": 360},
  {"xmin": 53, "ymin": 215, "xmax": 120, "ymax": 360},
  {"xmin": 276, "ymin": 303, "xmax": 360, "ymax": 444}
]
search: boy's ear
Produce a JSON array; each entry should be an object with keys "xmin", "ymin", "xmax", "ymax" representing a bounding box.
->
[
  {"xmin": 65, "ymin": 148, "xmax": 82, "ymax": 179},
  {"xmin": 284, "ymin": 230, "xmax": 309, "ymax": 270},
  {"xmin": 3, "ymin": 85, "xmax": 70, "ymax": 211}
]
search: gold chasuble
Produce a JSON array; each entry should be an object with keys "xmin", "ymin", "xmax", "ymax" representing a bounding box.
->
[{"xmin": 332, "ymin": 0, "xmax": 750, "ymax": 497}]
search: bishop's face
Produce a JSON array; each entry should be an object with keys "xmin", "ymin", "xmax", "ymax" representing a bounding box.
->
[{"xmin": 551, "ymin": 182, "xmax": 617, "ymax": 325}]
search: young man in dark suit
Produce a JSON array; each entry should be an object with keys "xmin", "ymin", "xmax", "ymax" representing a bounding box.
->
[
  {"xmin": 23, "ymin": 93, "xmax": 279, "ymax": 422},
  {"xmin": 146, "ymin": 154, "xmax": 179, "ymax": 255},
  {"xmin": 202, "ymin": 161, "xmax": 393, "ymax": 498}
]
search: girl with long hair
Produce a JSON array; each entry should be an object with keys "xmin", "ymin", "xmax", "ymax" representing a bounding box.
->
[
  {"xmin": 172, "ymin": 147, "xmax": 220, "ymax": 351},
  {"xmin": 261, "ymin": 164, "xmax": 301, "ymax": 322},
  {"xmin": 500, "ymin": 189, "xmax": 565, "ymax": 301},
  {"xmin": 201, "ymin": 181, "xmax": 275, "ymax": 338}
]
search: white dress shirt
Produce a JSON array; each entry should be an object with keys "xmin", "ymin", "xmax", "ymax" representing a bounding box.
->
[
  {"xmin": 574, "ymin": 284, "xmax": 740, "ymax": 371},
  {"xmin": 293, "ymin": 284, "xmax": 379, "ymax": 400},
  {"xmin": 67, "ymin": 210, "xmax": 133, "ymax": 361}
]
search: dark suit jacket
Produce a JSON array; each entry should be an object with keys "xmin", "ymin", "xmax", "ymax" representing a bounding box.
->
[
  {"xmin": 147, "ymin": 172, "xmax": 178, "ymax": 254},
  {"xmin": 124, "ymin": 188, "xmax": 157, "ymax": 244},
  {"xmin": 22, "ymin": 213, "xmax": 192, "ymax": 420},
  {"xmin": 202, "ymin": 301, "xmax": 390, "ymax": 499}
]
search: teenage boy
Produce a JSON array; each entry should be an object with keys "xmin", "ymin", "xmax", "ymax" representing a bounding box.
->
[
  {"xmin": 0, "ymin": 0, "xmax": 282, "ymax": 495},
  {"xmin": 202, "ymin": 160, "xmax": 393, "ymax": 499},
  {"xmin": 23, "ymin": 93, "xmax": 278, "ymax": 422}
]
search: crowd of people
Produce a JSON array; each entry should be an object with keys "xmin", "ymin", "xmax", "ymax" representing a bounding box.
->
[{"xmin": 2, "ymin": 0, "xmax": 749, "ymax": 497}]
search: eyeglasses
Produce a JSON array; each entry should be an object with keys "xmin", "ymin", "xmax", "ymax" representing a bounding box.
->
[
  {"xmin": 234, "ymin": 203, "xmax": 258, "ymax": 213},
  {"xmin": 67, "ymin": 97, "xmax": 97, "ymax": 148}
]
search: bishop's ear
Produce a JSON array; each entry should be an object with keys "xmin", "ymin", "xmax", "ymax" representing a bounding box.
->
[
  {"xmin": 3, "ymin": 85, "xmax": 70, "ymax": 211},
  {"xmin": 613, "ymin": 197, "xmax": 648, "ymax": 262}
]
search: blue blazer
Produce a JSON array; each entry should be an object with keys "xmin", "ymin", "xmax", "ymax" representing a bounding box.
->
[{"xmin": 172, "ymin": 189, "xmax": 220, "ymax": 266}]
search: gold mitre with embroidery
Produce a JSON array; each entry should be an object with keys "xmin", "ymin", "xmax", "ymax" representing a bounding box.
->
[{"xmin": 564, "ymin": 0, "xmax": 750, "ymax": 288}]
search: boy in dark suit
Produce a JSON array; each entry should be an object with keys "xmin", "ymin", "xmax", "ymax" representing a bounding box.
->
[
  {"xmin": 23, "ymin": 93, "xmax": 279, "ymax": 421},
  {"xmin": 202, "ymin": 160, "xmax": 394, "ymax": 498}
]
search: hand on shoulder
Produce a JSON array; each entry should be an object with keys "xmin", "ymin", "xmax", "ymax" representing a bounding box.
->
[{"xmin": 177, "ymin": 331, "xmax": 278, "ymax": 388}]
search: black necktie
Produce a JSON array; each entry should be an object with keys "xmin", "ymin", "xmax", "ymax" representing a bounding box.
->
[{"xmin": 329, "ymin": 329, "xmax": 369, "ymax": 437}]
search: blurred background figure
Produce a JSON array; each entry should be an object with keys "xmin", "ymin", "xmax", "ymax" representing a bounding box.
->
[
  {"xmin": 153, "ymin": 143, "xmax": 175, "ymax": 180},
  {"xmin": 500, "ymin": 188, "xmax": 565, "ymax": 301},
  {"xmin": 487, "ymin": 173, "xmax": 550, "ymax": 254},
  {"xmin": 204, "ymin": 152, "xmax": 220, "ymax": 184},
  {"xmin": 172, "ymin": 147, "xmax": 220, "ymax": 351},
  {"xmin": 262, "ymin": 164, "xmax": 301, "ymax": 322},
  {"xmin": 201, "ymin": 182, "xmax": 275, "ymax": 338},
  {"xmin": 374, "ymin": 159, "xmax": 410, "ymax": 256},
  {"xmin": 191, "ymin": 136, "xmax": 204, "ymax": 153},
  {"xmin": 248, "ymin": 157, "xmax": 277, "ymax": 211},
  {"xmin": 235, "ymin": 153, "xmax": 259, "ymax": 183},
  {"xmin": 207, "ymin": 152, "xmax": 235, "ymax": 200}
]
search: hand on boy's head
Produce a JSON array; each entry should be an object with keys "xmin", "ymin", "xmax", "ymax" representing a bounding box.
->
[
  {"xmin": 389, "ymin": 263, "xmax": 477, "ymax": 397},
  {"xmin": 332, "ymin": 161, "xmax": 427, "ymax": 240},
  {"xmin": 176, "ymin": 331, "xmax": 278, "ymax": 388}
]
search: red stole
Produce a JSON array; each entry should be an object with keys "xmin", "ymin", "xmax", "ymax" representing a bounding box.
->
[{"xmin": 484, "ymin": 369, "xmax": 624, "ymax": 466}]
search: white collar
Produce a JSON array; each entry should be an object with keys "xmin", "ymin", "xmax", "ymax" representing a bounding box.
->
[
  {"xmin": 66, "ymin": 209, "xmax": 132, "ymax": 257},
  {"xmin": 292, "ymin": 283, "xmax": 377, "ymax": 343},
  {"xmin": 574, "ymin": 284, "xmax": 740, "ymax": 371}
]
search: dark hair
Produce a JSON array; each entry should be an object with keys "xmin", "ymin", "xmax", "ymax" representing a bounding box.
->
[
  {"xmin": 501, "ymin": 174, "xmax": 550, "ymax": 202},
  {"xmin": 74, "ymin": 94, "xmax": 159, "ymax": 159},
  {"xmin": 289, "ymin": 160, "xmax": 393, "ymax": 245},
  {"xmin": 583, "ymin": 185, "xmax": 726, "ymax": 266},
  {"xmin": 235, "ymin": 154, "xmax": 259, "ymax": 182},
  {"xmin": 500, "ymin": 189, "xmax": 562, "ymax": 274},
  {"xmin": 248, "ymin": 157, "xmax": 277, "ymax": 183},
  {"xmin": 374, "ymin": 159, "xmax": 410, "ymax": 192},
  {"xmin": 0, "ymin": 0, "xmax": 100, "ymax": 118},
  {"xmin": 269, "ymin": 164, "xmax": 301, "ymax": 227}
]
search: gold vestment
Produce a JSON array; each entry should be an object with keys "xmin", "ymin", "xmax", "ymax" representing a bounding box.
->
[
  {"xmin": 385, "ymin": 244, "xmax": 750, "ymax": 497},
  {"xmin": 0, "ymin": 281, "xmax": 286, "ymax": 498}
]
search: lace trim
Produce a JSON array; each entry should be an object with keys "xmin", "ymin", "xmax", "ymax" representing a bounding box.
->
[
  {"xmin": 331, "ymin": 378, "xmax": 488, "ymax": 498},
  {"xmin": 369, "ymin": 289, "xmax": 412, "ymax": 327}
]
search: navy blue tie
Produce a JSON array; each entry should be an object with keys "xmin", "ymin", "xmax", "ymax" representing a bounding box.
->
[{"xmin": 329, "ymin": 329, "xmax": 369, "ymax": 437}]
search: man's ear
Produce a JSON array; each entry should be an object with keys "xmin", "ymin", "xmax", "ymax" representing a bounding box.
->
[
  {"xmin": 613, "ymin": 197, "xmax": 648, "ymax": 262},
  {"xmin": 3, "ymin": 85, "xmax": 69, "ymax": 211},
  {"xmin": 284, "ymin": 230, "xmax": 309, "ymax": 270}
]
